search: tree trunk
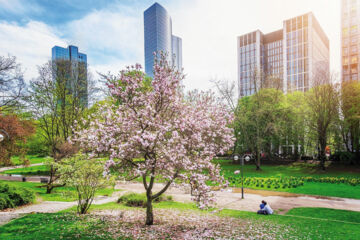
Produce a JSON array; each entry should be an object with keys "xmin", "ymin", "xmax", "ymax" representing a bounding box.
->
[
  {"xmin": 46, "ymin": 184, "xmax": 54, "ymax": 194},
  {"xmin": 145, "ymin": 194, "xmax": 153, "ymax": 225},
  {"xmin": 318, "ymin": 135, "xmax": 326, "ymax": 171}
]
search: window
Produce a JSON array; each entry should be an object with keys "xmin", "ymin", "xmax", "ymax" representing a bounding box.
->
[
  {"xmin": 344, "ymin": 57, "xmax": 349, "ymax": 65},
  {"xmin": 351, "ymin": 25, "xmax": 358, "ymax": 35},
  {"xmin": 343, "ymin": 27, "xmax": 349, "ymax": 37},
  {"xmin": 351, "ymin": 56, "xmax": 357, "ymax": 64},
  {"xmin": 343, "ymin": 47, "xmax": 349, "ymax": 55},
  {"xmin": 351, "ymin": 56, "xmax": 358, "ymax": 64},
  {"xmin": 351, "ymin": 45, "xmax": 357, "ymax": 54}
]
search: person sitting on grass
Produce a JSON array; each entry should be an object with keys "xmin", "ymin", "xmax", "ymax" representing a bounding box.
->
[{"xmin": 257, "ymin": 200, "xmax": 273, "ymax": 215}]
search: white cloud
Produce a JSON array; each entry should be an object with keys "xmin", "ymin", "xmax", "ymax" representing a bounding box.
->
[
  {"xmin": 0, "ymin": 0, "xmax": 341, "ymax": 93},
  {"xmin": 0, "ymin": 20, "xmax": 67, "ymax": 80},
  {"xmin": 64, "ymin": 5, "xmax": 144, "ymax": 72},
  {"xmin": 0, "ymin": 0, "xmax": 43, "ymax": 15}
]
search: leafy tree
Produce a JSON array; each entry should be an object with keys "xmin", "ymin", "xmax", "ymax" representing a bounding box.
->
[
  {"xmin": 0, "ymin": 55, "xmax": 25, "ymax": 110},
  {"xmin": 305, "ymin": 71, "xmax": 339, "ymax": 170},
  {"xmin": 236, "ymin": 88, "xmax": 285, "ymax": 169},
  {"xmin": 28, "ymin": 60, "xmax": 92, "ymax": 193},
  {"xmin": 58, "ymin": 155, "xmax": 113, "ymax": 214},
  {"xmin": 73, "ymin": 56, "xmax": 234, "ymax": 225},
  {"xmin": 340, "ymin": 80, "xmax": 360, "ymax": 157},
  {"xmin": 0, "ymin": 113, "xmax": 35, "ymax": 165}
]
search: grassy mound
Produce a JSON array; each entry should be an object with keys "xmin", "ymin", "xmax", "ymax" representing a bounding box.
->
[{"xmin": 117, "ymin": 192, "xmax": 173, "ymax": 207}]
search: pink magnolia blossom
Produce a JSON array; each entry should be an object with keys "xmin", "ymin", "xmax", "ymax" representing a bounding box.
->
[
  {"xmin": 73, "ymin": 54, "xmax": 234, "ymax": 224},
  {"xmin": 234, "ymin": 170, "xmax": 240, "ymax": 175}
]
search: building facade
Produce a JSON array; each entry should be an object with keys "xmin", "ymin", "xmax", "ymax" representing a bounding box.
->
[
  {"xmin": 237, "ymin": 12, "xmax": 329, "ymax": 97},
  {"xmin": 341, "ymin": 0, "xmax": 360, "ymax": 82},
  {"xmin": 172, "ymin": 35, "xmax": 183, "ymax": 71},
  {"xmin": 144, "ymin": 2, "xmax": 182, "ymax": 77},
  {"xmin": 51, "ymin": 45, "xmax": 88, "ymax": 107}
]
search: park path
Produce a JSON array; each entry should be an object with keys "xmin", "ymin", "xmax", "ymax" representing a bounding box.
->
[
  {"xmin": 0, "ymin": 191, "xmax": 123, "ymax": 226},
  {"xmin": 115, "ymin": 182, "xmax": 360, "ymax": 214},
  {"xmin": 0, "ymin": 163, "xmax": 44, "ymax": 173},
  {"xmin": 1, "ymin": 180, "xmax": 360, "ymax": 226}
]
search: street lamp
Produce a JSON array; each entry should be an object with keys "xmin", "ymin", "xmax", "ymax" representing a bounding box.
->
[{"xmin": 235, "ymin": 154, "xmax": 251, "ymax": 199}]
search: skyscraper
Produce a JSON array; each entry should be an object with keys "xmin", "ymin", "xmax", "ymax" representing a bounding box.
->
[
  {"xmin": 51, "ymin": 45, "xmax": 88, "ymax": 107},
  {"xmin": 144, "ymin": 2, "xmax": 182, "ymax": 77},
  {"xmin": 172, "ymin": 35, "xmax": 183, "ymax": 71},
  {"xmin": 341, "ymin": 0, "xmax": 360, "ymax": 82},
  {"xmin": 237, "ymin": 12, "xmax": 329, "ymax": 97}
]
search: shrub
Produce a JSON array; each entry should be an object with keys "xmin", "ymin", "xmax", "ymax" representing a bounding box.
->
[
  {"xmin": 117, "ymin": 193, "xmax": 172, "ymax": 207},
  {"xmin": 330, "ymin": 152, "xmax": 357, "ymax": 165},
  {"xmin": 58, "ymin": 156, "xmax": 113, "ymax": 214},
  {"xmin": 0, "ymin": 183, "xmax": 35, "ymax": 210}
]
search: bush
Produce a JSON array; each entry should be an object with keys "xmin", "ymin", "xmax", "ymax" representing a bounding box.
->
[
  {"xmin": 117, "ymin": 193, "xmax": 172, "ymax": 207},
  {"xmin": 330, "ymin": 152, "xmax": 357, "ymax": 165},
  {"xmin": 0, "ymin": 183, "xmax": 35, "ymax": 210}
]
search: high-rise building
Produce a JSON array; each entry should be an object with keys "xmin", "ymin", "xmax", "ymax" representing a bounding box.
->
[
  {"xmin": 144, "ymin": 2, "xmax": 182, "ymax": 77},
  {"xmin": 341, "ymin": 0, "xmax": 360, "ymax": 82},
  {"xmin": 237, "ymin": 12, "xmax": 329, "ymax": 97},
  {"xmin": 51, "ymin": 45, "xmax": 88, "ymax": 107},
  {"xmin": 172, "ymin": 35, "xmax": 183, "ymax": 71}
]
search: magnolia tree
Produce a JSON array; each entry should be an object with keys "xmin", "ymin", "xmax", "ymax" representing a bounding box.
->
[{"xmin": 73, "ymin": 56, "xmax": 234, "ymax": 225}]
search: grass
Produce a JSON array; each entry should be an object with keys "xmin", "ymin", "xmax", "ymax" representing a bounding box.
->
[
  {"xmin": 9, "ymin": 155, "xmax": 50, "ymax": 166},
  {"xmin": 286, "ymin": 207, "xmax": 360, "ymax": 223},
  {"xmin": 0, "ymin": 180, "xmax": 116, "ymax": 202},
  {"xmin": 2, "ymin": 165, "xmax": 50, "ymax": 176},
  {"xmin": 218, "ymin": 159, "xmax": 360, "ymax": 199},
  {"xmin": 217, "ymin": 159, "xmax": 360, "ymax": 178},
  {"xmin": 288, "ymin": 182, "xmax": 360, "ymax": 199},
  {"xmin": 1, "ymin": 202, "xmax": 360, "ymax": 240}
]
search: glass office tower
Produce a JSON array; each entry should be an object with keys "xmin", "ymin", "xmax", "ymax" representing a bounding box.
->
[
  {"xmin": 144, "ymin": 2, "xmax": 182, "ymax": 77},
  {"xmin": 51, "ymin": 45, "xmax": 88, "ymax": 107},
  {"xmin": 341, "ymin": 0, "xmax": 360, "ymax": 82},
  {"xmin": 237, "ymin": 12, "xmax": 329, "ymax": 97},
  {"xmin": 172, "ymin": 35, "xmax": 183, "ymax": 71}
]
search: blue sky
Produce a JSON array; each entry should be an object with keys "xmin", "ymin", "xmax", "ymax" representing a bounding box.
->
[{"xmin": 0, "ymin": 0, "xmax": 341, "ymax": 91}]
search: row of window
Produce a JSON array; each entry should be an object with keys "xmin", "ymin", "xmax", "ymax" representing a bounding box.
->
[
  {"xmin": 343, "ymin": 55, "xmax": 358, "ymax": 64},
  {"xmin": 285, "ymin": 15, "xmax": 308, "ymax": 33},
  {"xmin": 342, "ymin": 25, "xmax": 358, "ymax": 37},
  {"xmin": 343, "ymin": 73, "xmax": 359, "ymax": 81}
]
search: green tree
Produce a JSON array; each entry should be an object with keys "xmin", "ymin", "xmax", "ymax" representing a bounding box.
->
[
  {"xmin": 340, "ymin": 80, "xmax": 360, "ymax": 157},
  {"xmin": 236, "ymin": 88, "xmax": 285, "ymax": 169},
  {"xmin": 58, "ymin": 155, "xmax": 113, "ymax": 214},
  {"xmin": 305, "ymin": 72, "xmax": 339, "ymax": 170}
]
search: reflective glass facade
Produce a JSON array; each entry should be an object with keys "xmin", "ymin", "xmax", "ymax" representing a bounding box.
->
[
  {"xmin": 172, "ymin": 35, "xmax": 182, "ymax": 71},
  {"xmin": 342, "ymin": 0, "xmax": 360, "ymax": 82},
  {"xmin": 51, "ymin": 45, "xmax": 88, "ymax": 107},
  {"xmin": 237, "ymin": 13, "xmax": 329, "ymax": 97},
  {"xmin": 144, "ymin": 3, "xmax": 182, "ymax": 77}
]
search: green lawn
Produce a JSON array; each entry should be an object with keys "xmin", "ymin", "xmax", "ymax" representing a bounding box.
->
[
  {"xmin": 2, "ymin": 165, "xmax": 49, "ymax": 176},
  {"xmin": 286, "ymin": 207, "xmax": 360, "ymax": 223},
  {"xmin": 10, "ymin": 155, "xmax": 50, "ymax": 166},
  {"xmin": 0, "ymin": 180, "xmax": 116, "ymax": 202},
  {"xmin": 218, "ymin": 159, "xmax": 360, "ymax": 199},
  {"xmin": 1, "ymin": 202, "xmax": 360, "ymax": 240},
  {"xmin": 217, "ymin": 159, "xmax": 360, "ymax": 178}
]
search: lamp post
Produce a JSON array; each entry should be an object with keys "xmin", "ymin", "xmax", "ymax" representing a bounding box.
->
[{"xmin": 236, "ymin": 154, "xmax": 250, "ymax": 199}]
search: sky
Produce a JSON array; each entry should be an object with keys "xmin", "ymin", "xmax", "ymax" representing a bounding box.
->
[{"xmin": 0, "ymin": 0, "xmax": 341, "ymax": 92}]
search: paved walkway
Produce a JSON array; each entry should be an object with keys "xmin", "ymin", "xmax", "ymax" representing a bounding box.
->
[
  {"xmin": 115, "ymin": 182, "xmax": 360, "ymax": 213},
  {"xmin": 1, "ymin": 180, "xmax": 360, "ymax": 226},
  {"xmin": 0, "ymin": 163, "xmax": 44, "ymax": 173}
]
